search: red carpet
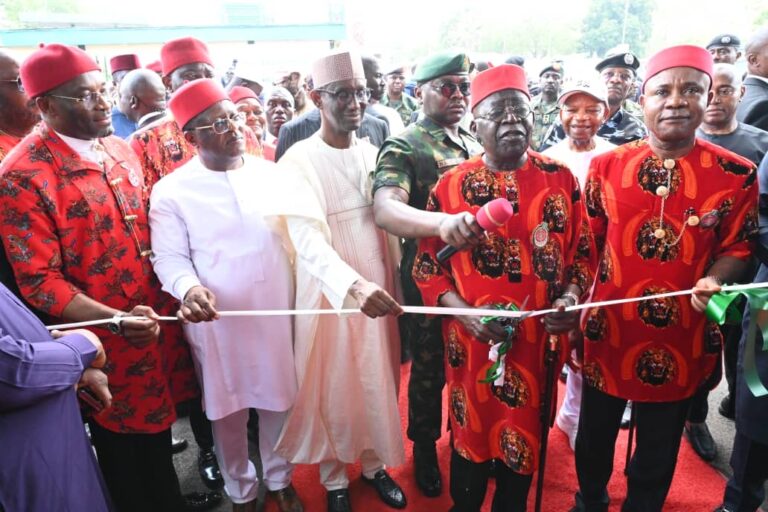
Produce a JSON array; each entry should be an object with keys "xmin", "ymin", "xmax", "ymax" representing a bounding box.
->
[{"xmin": 266, "ymin": 363, "xmax": 728, "ymax": 511}]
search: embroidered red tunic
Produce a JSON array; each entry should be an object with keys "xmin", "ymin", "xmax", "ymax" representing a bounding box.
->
[
  {"xmin": 0, "ymin": 124, "xmax": 197, "ymax": 433},
  {"xmin": 413, "ymin": 152, "xmax": 595, "ymax": 474},
  {"xmin": 582, "ymin": 138, "xmax": 758, "ymax": 402}
]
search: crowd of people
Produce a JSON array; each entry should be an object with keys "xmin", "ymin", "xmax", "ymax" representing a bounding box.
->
[{"xmin": 1, "ymin": 24, "xmax": 768, "ymax": 512}]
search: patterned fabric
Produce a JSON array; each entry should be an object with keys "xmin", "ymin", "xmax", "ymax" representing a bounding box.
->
[
  {"xmin": 129, "ymin": 116, "xmax": 262, "ymax": 195},
  {"xmin": 381, "ymin": 93, "xmax": 420, "ymax": 126},
  {"xmin": 530, "ymin": 94, "xmax": 560, "ymax": 151},
  {"xmin": 539, "ymin": 108, "xmax": 647, "ymax": 152},
  {"xmin": 0, "ymin": 124, "xmax": 197, "ymax": 433},
  {"xmin": 583, "ymin": 138, "xmax": 758, "ymax": 402},
  {"xmin": 413, "ymin": 152, "xmax": 595, "ymax": 473},
  {"xmin": 0, "ymin": 133, "xmax": 21, "ymax": 164}
]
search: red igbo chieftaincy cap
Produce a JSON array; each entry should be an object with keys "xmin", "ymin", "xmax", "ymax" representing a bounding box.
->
[
  {"xmin": 146, "ymin": 60, "xmax": 163, "ymax": 73},
  {"xmin": 229, "ymin": 86, "xmax": 258, "ymax": 104},
  {"xmin": 470, "ymin": 64, "xmax": 530, "ymax": 111},
  {"xmin": 21, "ymin": 43, "xmax": 101, "ymax": 99},
  {"xmin": 109, "ymin": 54, "xmax": 141, "ymax": 74},
  {"xmin": 169, "ymin": 79, "xmax": 229, "ymax": 130},
  {"xmin": 161, "ymin": 37, "xmax": 213, "ymax": 76},
  {"xmin": 642, "ymin": 45, "xmax": 714, "ymax": 92}
]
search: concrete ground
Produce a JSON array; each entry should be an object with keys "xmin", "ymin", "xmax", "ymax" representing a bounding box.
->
[{"xmin": 171, "ymin": 377, "xmax": 767, "ymax": 512}]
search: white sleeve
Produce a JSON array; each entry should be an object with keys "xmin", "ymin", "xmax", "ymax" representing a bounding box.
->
[
  {"xmin": 286, "ymin": 216, "xmax": 361, "ymax": 310},
  {"xmin": 149, "ymin": 185, "xmax": 201, "ymax": 302}
]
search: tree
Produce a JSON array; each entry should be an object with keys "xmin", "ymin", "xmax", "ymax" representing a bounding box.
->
[
  {"xmin": 580, "ymin": 0, "xmax": 655, "ymax": 57},
  {"xmin": 1, "ymin": 0, "xmax": 80, "ymax": 26}
]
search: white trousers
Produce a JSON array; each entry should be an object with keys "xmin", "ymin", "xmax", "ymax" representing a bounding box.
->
[
  {"xmin": 211, "ymin": 408, "xmax": 293, "ymax": 504},
  {"xmin": 557, "ymin": 365, "xmax": 583, "ymax": 449},
  {"xmin": 319, "ymin": 449, "xmax": 385, "ymax": 491}
]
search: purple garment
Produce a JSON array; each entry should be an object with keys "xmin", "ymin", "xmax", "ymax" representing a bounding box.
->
[{"xmin": 0, "ymin": 284, "xmax": 113, "ymax": 512}]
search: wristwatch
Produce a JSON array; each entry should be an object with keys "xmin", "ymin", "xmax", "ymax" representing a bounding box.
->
[{"xmin": 107, "ymin": 313, "xmax": 125, "ymax": 335}]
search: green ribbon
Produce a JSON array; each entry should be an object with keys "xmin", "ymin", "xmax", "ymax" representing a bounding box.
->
[
  {"xmin": 706, "ymin": 288, "xmax": 768, "ymax": 397},
  {"xmin": 479, "ymin": 303, "xmax": 520, "ymax": 384}
]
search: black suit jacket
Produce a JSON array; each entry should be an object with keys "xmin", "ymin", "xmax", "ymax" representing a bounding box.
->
[
  {"xmin": 275, "ymin": 109, "xmax": 389, "ymax": 161},
  {"xmin": 736, "ymin": 76, "xmax": 768, "ymax": 132}
]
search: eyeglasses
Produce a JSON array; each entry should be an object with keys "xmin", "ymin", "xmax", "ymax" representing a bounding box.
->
[
  {"xmin": 0, "ymin": 77, "xmax": 23, "ymax": 92},
  {"xmin": 476, "ymin": 104, "xmax": 533, "ymax": 123},
  {"xmin": 194, "ymin": 113, "xmax": 245, "ymax": 134},
  {"xmin": 316, "ymin": 88, "xmax": 371, "ymax": 104},
  {"xmin": 48, "ymin": 90, "xmax": 111, "ymax": 108},
  {"xmin": 431, "ymin": 81, "xmax": 471, "ymax": 98}
]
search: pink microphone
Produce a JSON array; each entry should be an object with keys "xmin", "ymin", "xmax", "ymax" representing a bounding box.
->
[{"xmin": 436, "ymin": 198, "xmax": 515, "ymax": 262}]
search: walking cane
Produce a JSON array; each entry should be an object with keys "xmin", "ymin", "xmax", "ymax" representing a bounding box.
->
[
  {"xmin": 624, "ymin": 404, "xmax": 636, "ymax": 475},
  {"xmin": 535, "ymin": 333, "xmax": 560, "ymax": 512}
]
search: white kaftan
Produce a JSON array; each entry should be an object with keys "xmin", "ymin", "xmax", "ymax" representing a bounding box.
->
[
  {"xmin": 271, "ymin": 134, "xmax": 404, "ymax": 467},
  {"xmin": 149, "ymin": 155, "xmax": 297, "ymax": 421}
]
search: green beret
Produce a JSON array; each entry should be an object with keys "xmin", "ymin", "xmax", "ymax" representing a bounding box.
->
[
  {"xmin": 595, "ymin": 52, "xmax": 640, "ymax": 72},
  {"xmin": 413, "ymin": 52, "xmax": 471, "ymax": 83},
  {"xmin": 539, "ymin": 62, "xmax": 564, "ymax": 77}
]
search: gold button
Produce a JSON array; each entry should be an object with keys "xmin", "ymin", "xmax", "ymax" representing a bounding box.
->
[
  {"xmin": 654, "ymin": 228, "xmax": 666, "ymax": 239},
  {"xmin": 124, "ymin": 214, "xmax": 138, "ymax": 221},
  {"xmin": 655, "ymin": 185, "xmax": 669, "ymax": 197},
  {"xmin": 687, "ymin": 215, "xmax": 700, "ymax": 227},
  {"xmin": 663, "ymin": 159, "xmax": 676, "ymax": 170},
  {"xmin": 109, "ymin": 177, "xmax": 123, "ymax": 186},
  {"xmin": 140, "ymin": 249, "xmax": 153, "ymax": 258}
]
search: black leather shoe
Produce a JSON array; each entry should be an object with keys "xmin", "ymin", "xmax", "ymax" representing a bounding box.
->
[
  {"xmin": 362, "ymin": 470, "xmax": 407, "ymax": 509},
  {"xmin": 184, "ymin": 491, "xmax": 222, "ymax": 511},
  {"xmin": 198, "ymin": 448, "xmax": 224, "ymax": 490},
  {"xmin": 685, "ymin": 421, "xmax": 717, "ymax": 462},
  {"xmin": 719, "ymin": 394, "xmax": 735, "ymax": 420},
  {"xmin": 327, "ymin": 489, "xmax": 352, "ymax": 512},
  {"xmin": 171, "ymin": 436, "xmax": 188, "ymax": 454},
  {"xmin": 413, "ymin": 443, "xmax": 441, "ymax": 497}
]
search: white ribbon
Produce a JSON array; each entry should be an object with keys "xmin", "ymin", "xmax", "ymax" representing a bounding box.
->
[{"xmin": 45, "ymin": 281, "xmax": 768, "ymax": 331}]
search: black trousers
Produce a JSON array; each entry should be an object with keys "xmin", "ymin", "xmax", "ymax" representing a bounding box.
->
[
  {"xmin": 449, "ymin": 449, "xmax": 533, "ymax": 512},
  {"xmin": 188, "ymin": 398, "xmax": 214, "ymax": 451},
  {"xmin": 573, "ymin": 384, "xmax": 691, "ymax": 512},
  {"xmin": 89, "ymin": 421, "xmax": 185, "ymax": 512},
  {"xmin": 723, "ymin": 431, "xmax": 768, "ymax": 511}
]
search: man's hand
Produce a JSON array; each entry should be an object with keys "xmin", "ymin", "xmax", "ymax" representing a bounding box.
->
[
  {"xmin": 543, "ymin": 298, "xmax": 580, "ymax": 334},
  {"xmin": 51, "ymin": 328, "xmax": 107, "ymax": 368},
  {"xmin": 121, "ymin": 305, "xmax": 161, "ymax": 346},
  {"xmin": 178, "ymin": 286, "xmax": 219, "ymax": 324},
  {"xmin": 438, "ymin": 212, "xmax": 485, "ymax": 250},
  {"xmin": 348, "ymin": 279, "xmax": 403, "ymax": 318},
  {"xmin": 77, "ymin": 368, "xmax": 112, "ymax": 412},
  {"xmin": 457, "ymin": 314, "xmax": 508, "ymax": 343},
  {"xmin": 691, "ymin": 276, "xmax": 722, "ymax": 313}
]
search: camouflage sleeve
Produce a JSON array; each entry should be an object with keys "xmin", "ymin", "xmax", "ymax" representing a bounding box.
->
[{"xmin": 373, "ymin": 136, "xmax": 417, "ymax": 196}]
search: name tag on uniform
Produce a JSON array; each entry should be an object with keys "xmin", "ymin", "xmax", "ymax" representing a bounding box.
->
[{"xmin": 436, "ymin": 157, "xmax": 466, "ymax": 170}]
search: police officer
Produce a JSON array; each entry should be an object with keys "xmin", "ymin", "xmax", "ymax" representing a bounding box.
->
[
  {"xmin": 531, "ymin": 61, "xmax": 564, "ymax": 150},
  {"xmin": 706, "ymin": 33, "xmax": 742, "ymax": 64}
]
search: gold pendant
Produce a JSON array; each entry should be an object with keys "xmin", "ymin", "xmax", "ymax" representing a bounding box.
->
[{"xmin": 654, "ymin": 228, "xmax": 666, "ymax": 239}]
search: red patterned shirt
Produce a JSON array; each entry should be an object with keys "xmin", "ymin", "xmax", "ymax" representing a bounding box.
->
[
  {"xmin": 414, "ymin": 152, "xmax": 595, "ymax": 473},
  {"xmin": 582, "ymin": 138, "xmax": 758, "ymax": 402},
  {"xmin": 0, "ymin": 124, "xmax": 196, "ymax": 433},
  {"xmin": 0, "ymin": 132, "xmax": 22, "ymax": 164}
]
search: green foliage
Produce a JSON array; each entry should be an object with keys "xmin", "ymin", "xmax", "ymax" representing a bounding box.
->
[
  {"xmin": 580, "ymin": 0, "xmax": 655, "ymax": 57},
  {"xmin": 1, "ymin": 0, "xmax": 79, "ymax": 25}
]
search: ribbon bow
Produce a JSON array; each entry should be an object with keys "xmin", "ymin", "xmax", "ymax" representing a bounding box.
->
[
  {"xmin": 706, "ymin": 288, "xmax": 768, "ymax": 397},
  {"xmin": 480, "ymin": 303, "xmax": 522, "ymax": 385}
]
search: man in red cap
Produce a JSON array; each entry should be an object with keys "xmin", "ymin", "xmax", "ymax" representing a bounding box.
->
[
  {"xmin": 150, "ymin": 78, "xmax": 304, "ymax": 512},
  {"xmin": 570, "ymin": 45, "xmax": 759, "ymax": 512},
  {"xmin": 109, "ymin": 53, "xmax": 141, "ymax": 139},
  {"xmin": 0, "ymin": 43, "xmax": 220, "ymax": 511},
  {"xmin": 129, "ymin": 36, "xmax": 260, "ymax": 194},
  {"xmin": 229, "ymin": 86, "xmax": 269, "ymax": 158},
  {"xmin": 414, "ymin": 63, "xmax": 593, "ymax": 512},
  {"xmin": 130, "ymin": 36, "xmax": 233, "ymax": 493}
]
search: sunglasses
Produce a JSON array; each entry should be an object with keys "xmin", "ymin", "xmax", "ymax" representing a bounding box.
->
[
  {"xmin": 431, "ymin": 81, "xmax": 471, "ymax": 98},
  {"xmin": 0, "ymin": 77, "xmax": 24, "ymax": 92}
]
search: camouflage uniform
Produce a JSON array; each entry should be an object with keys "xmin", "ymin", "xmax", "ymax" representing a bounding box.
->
[
  {"xmin": 538, "ymin": 107, "xmax": 647, "ymax": 151},
  {"xmin": 381, "ymin": 93, "xmax": 420, "ymax": 126},
  {"xmin": 623, "ymin": 99, "xmax": 644, "ymax": 122},
  {"xmin": 374, "ymin": 116, "xmax": 482, "ymax": 444},
  {"xmin": 530, "ymin": 94, "xmax": 561, "ymax": 151}
]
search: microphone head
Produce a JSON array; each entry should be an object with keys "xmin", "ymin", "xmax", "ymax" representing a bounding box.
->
[{"xmin": 476, "ymin": 198, "xmax": 514, "ymax": 232}]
